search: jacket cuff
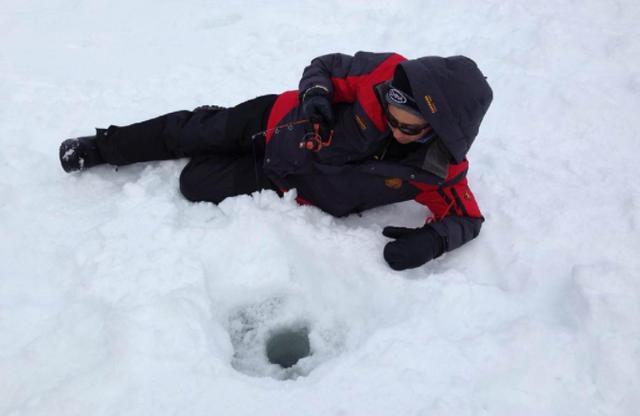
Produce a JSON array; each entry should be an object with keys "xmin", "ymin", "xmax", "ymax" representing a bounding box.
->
[{"xmin": 300, "ymin": 85, "xmax": 330, "ymax": 101}]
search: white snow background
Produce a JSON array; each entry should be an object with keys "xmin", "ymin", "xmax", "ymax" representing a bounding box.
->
[{"xmin": 1, "ymin": 1, "xmax": 639, "ymax": 415}]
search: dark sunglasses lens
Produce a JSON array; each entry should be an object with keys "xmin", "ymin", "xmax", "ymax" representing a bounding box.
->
[
  {"xmin": 400, "ymin": 125, "xmax": 423, "ymax": 135},
  {"xmin": 386, "ymin": 109, "xmax": 426, "ymax": 135}
]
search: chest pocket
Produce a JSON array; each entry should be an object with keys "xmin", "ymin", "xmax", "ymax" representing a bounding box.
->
[{"xmin": 311, "ymin": 103, "xmax": 386, "ymax": 166}]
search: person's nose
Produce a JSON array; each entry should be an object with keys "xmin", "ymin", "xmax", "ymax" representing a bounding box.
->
[{"xmin": 391, "ymin": 127, "xmax": 406, "ymax": 140}]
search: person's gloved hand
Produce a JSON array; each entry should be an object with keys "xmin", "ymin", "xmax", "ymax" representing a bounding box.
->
[
  {"xmin": 301, "ymin": 85, "xmax": 334, "ymax": 126},
  {"xmin": 382, "ymin": 225, "xmax": 445, "ymax": 271}
]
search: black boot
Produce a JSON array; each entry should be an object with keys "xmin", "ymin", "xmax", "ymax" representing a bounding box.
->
[{"xmin": 59, "ymin": 130, "xmax": 106, "ymax": 173}]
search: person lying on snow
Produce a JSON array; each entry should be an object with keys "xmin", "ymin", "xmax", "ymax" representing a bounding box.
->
[{"xmin": 59, "ymin": 51, "xmax": 493, "ymax": 271}]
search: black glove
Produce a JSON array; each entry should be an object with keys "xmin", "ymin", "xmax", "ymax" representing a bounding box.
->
[
  {"xmin": 382, "ymin": 225, "xmax": 445, "ymax": 271},
  {"xmin": 301, "ymin": 85, "xmax": 334, "ymax": 126}
]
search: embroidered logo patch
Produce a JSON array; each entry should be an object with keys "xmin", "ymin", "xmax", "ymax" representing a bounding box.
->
[
  {"xmin": 384, "ymin": 178, "xmax": 403, "ymax": 189},
  {"xmin": 464, "ymin": 191, "xmax": 471, "ymax": 200},
  {"xmin": 424, "ymin": 95, "xmax": 438, "ymax": 114},
  {"xmin": 387, "ymin": 88, "xmax": 407, "ymax": 104}
]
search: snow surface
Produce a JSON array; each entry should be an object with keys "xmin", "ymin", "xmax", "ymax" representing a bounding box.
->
[{"xmin": 1, "ymin": 1, "xmax": 640, "ymax": 415}]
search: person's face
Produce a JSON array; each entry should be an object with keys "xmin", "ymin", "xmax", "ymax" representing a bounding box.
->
[{"xmin": 385, "ymin": 104, "xmax": 432, "ymax": 144}]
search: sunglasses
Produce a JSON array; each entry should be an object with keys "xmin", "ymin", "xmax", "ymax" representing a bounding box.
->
[{"xmin": 385, "ymin": 107, "xmax": 430, "ymax": 136}]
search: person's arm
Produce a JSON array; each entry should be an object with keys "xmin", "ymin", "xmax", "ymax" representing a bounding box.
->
[
  {"xmin": 299, "ymin": 52, "xmax": 403, "ymax": 103},
  {"xmin": 383, "ymin": 175, "xmax": 484, "ymax": 271},
  {"xmin": 298, "ymin": 52, "xmax": 406, "ymax": 127}
]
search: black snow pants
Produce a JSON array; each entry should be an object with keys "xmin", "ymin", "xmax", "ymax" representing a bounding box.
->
[{"xmin": 95, "ymin": 94, "xmax": 278, "ymax": 203}]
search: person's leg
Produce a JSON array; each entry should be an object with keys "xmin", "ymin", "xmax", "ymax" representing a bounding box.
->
[
  {"xmin": 99, "ymin": 95, "xmax": 277, "ymax": 166},
  {"xmin": 59, "ymin": 108, "xmax": 226, "ymax": 172},
  {"xmin": 179, "ymin": 150, "xmax": 276, "ymax": 203},
  {"xmin": 60, "ymin": 94, "xmax": 277, "ymax": 171},
  {"xmin": 96, "ymin": 107, "xmax": 227, "ymax": 166},
  {"xmin": 176, "ymin": 94, "xmax": 279, "ymax": 202}
]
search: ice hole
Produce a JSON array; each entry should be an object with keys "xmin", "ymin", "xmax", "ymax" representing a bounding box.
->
[
  {"xmin": 266, "ymin": 327, "xmax": 311, "ymax": 368},
  {"xmin": 227, "ymin": 297, "xmax": 339, "ymax": 380}
]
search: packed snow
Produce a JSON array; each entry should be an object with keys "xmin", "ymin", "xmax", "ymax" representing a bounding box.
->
[{"xmin": 1, "ymin": 1, "xmax": 639, "ymax": 415}]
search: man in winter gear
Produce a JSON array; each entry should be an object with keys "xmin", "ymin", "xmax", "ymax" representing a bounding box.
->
[{"xmin": 59, "ymin": 51, "xmax": 493, "ymax": 271}]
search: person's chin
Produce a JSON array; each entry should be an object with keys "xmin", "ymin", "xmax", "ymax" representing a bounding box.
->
[{"xmin": 395, "ymin": 137, "xmax": 412, "ymax": 144}]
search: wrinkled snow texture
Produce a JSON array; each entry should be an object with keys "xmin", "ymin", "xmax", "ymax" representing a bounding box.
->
[{"xmin": 1, "ymin": 1, "xmax": 640, "ymax": 415}]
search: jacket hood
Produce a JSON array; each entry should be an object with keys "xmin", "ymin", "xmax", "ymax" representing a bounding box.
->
[{"xmin": 398, "ymin": 56, "xmax": 493, "ymax": 163}]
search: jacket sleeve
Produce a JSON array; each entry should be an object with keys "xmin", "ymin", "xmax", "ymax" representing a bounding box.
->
[
  {"xmin": 429, "ymin": 215, "xmax": 483, "ymax": 252},
  {"xmin": 414, "ymin": 176, "xmax": 484, "ymax": 253},
  {"xmin": 298, "ymin": 51, "xmax": 405, "ymax": 103}
]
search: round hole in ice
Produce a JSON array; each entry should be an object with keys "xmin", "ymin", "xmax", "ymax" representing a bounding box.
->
[
  {"xmin": 227, "ymin": 298, "xmax": 331, "ymax": 379},
  {"xmin": 266, "ymin": 327, "xmax": 311, "ymax": 368}
]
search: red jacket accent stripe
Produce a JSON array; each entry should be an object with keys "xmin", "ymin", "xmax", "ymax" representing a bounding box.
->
[
  {"xmin": 330, "ymin": 54, "xmax": 406, "ymax": 131},
  {"xmin": 265, "ymin": 90, "xmax": 299, "ymax": 144}
]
